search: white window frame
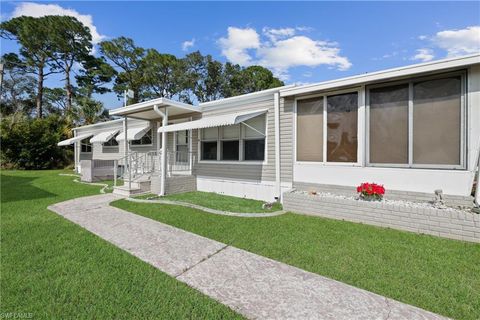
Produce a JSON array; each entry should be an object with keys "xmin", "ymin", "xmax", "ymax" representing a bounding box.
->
[
  {"xmin": 174, "ymin": 129, "xmax": 190, "ymax": 163},
  {"xmin": 294, "ymin": 87, "xmax": 362, "ymax": 167},
  {"xmin": 198, "ymin": 113, "xmax": 268, "ymax": 165},
  {"xmin": 80, "ymin": 138, "xmax": 92, "ymax": 153},
  {"xmin": 365, "ymin": 70, "xmax": 467, "ymax": 170}
]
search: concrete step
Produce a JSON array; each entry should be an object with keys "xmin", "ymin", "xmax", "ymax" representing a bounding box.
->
[{"xmin": 113, "ymin": 185, "xmax": 145, "ymax": 197}]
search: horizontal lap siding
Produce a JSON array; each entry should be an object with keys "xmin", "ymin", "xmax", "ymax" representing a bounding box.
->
[
  {"xmin": 280, "ymin": 97, "xmax": 294, "ymax": 184},
  {"xmin": 194, "ymin": 97, "xmax": 276, "ymax": 182}
]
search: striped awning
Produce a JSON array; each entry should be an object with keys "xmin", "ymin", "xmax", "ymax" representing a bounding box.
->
[
  {"xmin": 90, "ymin": 129, "xmax": 119, "ymax": 143},
  {"xmin": 158, "ymin": 109, "xmax": 267, "ymax": 133},
  {"xmin": 58, "ymin": 133, "xmax": 93, "ymax": 146}
]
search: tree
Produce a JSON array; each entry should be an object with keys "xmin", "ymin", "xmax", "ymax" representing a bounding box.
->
[
  {"xmin": 43, "ymin": 87, "xmax": 68, "ymax": 115},
  {"xmin": 99, "ymin": 37, "xmax": 146, "ymax": 103},
  {"xmin": 76, "ymin": 55, "xmax": 116, "ymax": 98},
  {"xmin": 142, "ymin": 49, "xmax": 183, "ymax": 100},
  {"xmin": 45, "ymin": 16, "xmax": 92, "ymax": 113},
  {"xmin": 0, "ymin": 53, "xmax": 36, "ymax": 117},
  {"xmin": 75, "ymin": 96, "xmax": 109, "ymax": 125},
  {"xmin": 1, "ymin": 16, "xmax": 57, "ymax": 118},
  {"xmin": 226, "ymin": 65, "xmax": 284, "ymax": 96}
]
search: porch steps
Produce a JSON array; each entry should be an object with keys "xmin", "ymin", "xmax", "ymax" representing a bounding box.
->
[{"xmin": 112, "ymin": 185, "xmax": 145, "ymax": 197}]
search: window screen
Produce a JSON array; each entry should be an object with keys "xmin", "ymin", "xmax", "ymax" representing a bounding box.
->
[
  {"xmin": 296, "ymin": 97, "xmax": 323, "ymax": 161},
  {"xmin": 244, "ymin": 139, "xmax": 265, "ymax": 161},
  {"xmin": 221, "ymin": 140, "xmax": 239, "ymax": 160},
  {"xmin": 369, "ymin": 84, "xmax": 409, "ymax": 164},
  {"xmin": 413, "ymin": 76, "xmax": 461, "ymax": 165},
  {"xmin": 201, "ymin": 141, "xmax": 217, "ymax": 160}
]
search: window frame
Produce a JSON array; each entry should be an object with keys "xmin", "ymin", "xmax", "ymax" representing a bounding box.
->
[
  {"xmin": 198, "ymin": 114, "xmax": 268, "ymax": 164},
  {"xmin": 365, "ymin": 70, "xmax": 466, "ymax": 170},
  {"xmin": 80, "ymin": 138, "xmax": 92, "ymax": 153},
  {"xmin": 102, "ymin": 136, "xmax": 119, "ymax": 148},
  {"xmin": 294, "ymin": 87, "xmax": 362, "ymax": 166},
  {"xmin": 130, "ymin": 129, "xmax": 153, "ymax": 146}
]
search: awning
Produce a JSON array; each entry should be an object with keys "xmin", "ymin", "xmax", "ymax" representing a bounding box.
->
[
  {"xmin": 58, "ymin": 133, "xmax": 93, "ymax": 146},
  {"xmin": 116, "ymin": 124, "xmax": 151, "ymax": 141},
  {"xmin": 158, "ymin": 109, "xmax": 267, "ymax": 133},
  {"xmin": 89, "ymin": 129, "xmax": 119, "ymax": 143}
]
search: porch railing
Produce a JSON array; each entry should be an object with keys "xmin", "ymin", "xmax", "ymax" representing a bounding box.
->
[{"xmin": 167, "ymin": 150, "xmax": 195, "ymax": 176}]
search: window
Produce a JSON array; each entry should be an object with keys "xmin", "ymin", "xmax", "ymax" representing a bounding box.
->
[
  {"xmin": 175, "ymin": 130, "xmax": 189, "ymax": 163},
  {"xmin": 367, "ymin": 73, "xmax": 464, "ymax": 168},
  {"xmin": 327, "ymin": 93, "xmax": 358, "ymax": 162},
  {"xmin": 201, "ymin": 127, "xmax": 218, "ymax": 160},
  {"xmin": 369, "ymin": 84, "xmax": 409, "ymax": 164},
  {"xmin": 80, "ymin": 138, "xmax": 92, "ymax": 153},
  {"xmin": 413, "ymin": 76, "xmax": 461, "ymax": 165},
  {"xmin": 103, "ymin": 137, "xmax": 119, "ymax": 147},
  {"xmin": 297, "ymin": 98, "xmax": 323, "ymax": 161},
  {"xmin": 242, "ymin": 115, "xmax": 266, "ymax": 161},
  {"xmin": 200, "ymin": 114, "xmax": 266, "ymax": 162},
  {"xmin": 221, "ymin": 124, "xmax": 240, "ymax": 160},
  {"xmin": 296, "ymin": 92, "xmax": 358, "ymax": 163},
  {"xmin": 131, "ymin": 129, "xmax": 152, "ymax": 145}
]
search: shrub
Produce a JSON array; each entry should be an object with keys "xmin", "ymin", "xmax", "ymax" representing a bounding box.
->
[{"xmin": 1, "ymin": 115, "xmax": 72, "ymax": 169}]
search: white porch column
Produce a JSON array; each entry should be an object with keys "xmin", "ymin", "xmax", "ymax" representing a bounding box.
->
[
  {"xmin": 123, "ymin": 116, "xmax": 131, "ymax": 190},
  {"xmin": 160, "ymin": 108, "xmax": 168, "ymax": 195},
  {"xmin": 274, "ymin": 92, "xmax": 281, "ymax": 201}
]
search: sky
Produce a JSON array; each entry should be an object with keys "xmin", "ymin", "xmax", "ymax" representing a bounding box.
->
[{"xmin": 1, "ymin": 1, "xmax": 479, "ymax": 109}]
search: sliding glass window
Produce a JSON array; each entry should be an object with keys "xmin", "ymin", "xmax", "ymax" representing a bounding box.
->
[{"xmin": 367, "ymin": 72, "xmax": 464, "ymax": 168}]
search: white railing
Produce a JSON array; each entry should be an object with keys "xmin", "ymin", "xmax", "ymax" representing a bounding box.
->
[{"xmin": 113, "ymin": 149, "xmax": 195, "ymax": 189}]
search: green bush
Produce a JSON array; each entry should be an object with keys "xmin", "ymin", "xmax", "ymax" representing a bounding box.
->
[{"xmin": 1, "ymin": 115, "xmax": 72, "ymax": 169}]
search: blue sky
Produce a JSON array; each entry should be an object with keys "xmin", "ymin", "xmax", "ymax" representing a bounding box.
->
[{"xmin": 1, "ymin": 1, "xmax": 479, "ymax": 109}]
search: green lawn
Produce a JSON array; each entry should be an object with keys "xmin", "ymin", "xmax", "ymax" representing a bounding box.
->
[
  {"xmin": 136, "ymin": 191, "xmax": 282, "ymax": 213},
  {"xmin": 0, "ymin": 170, "xmax": 242, "ymax": 319},
  {"xmin": 113, "ymin": 199, "xmax": 480, "ymax": 320}
]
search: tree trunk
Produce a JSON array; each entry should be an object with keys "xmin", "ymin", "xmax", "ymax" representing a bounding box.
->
[
  {"xmin": 36, "ymin": 66, "xmax": 44, "ymax": 118},
  {"xmin": 65, "ymin": 64, "xmax": 72, "ymax": 113}
]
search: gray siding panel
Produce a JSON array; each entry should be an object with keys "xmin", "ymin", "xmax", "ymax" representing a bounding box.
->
[{"xmin": 279, "ymin": 97, "xmax": 294, "ymax": 184}]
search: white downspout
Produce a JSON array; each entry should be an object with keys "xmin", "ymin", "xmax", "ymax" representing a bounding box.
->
[
  {"xmin": 274, "ymin": 92, "xmax": 281, "ymax": 202},
  {"xmin": 123, "ymin": 116, "xmax": 130, "ymax": 191},
  {"xmin": 154, "ymin": 105, "xmax": 168, "ymax": 196},
  {"xmin": 474, "ymin": 140, "xmax": 480, "ymax": 209},
  {"xmin": 73, "ymin": 129, "xmax": 78, "ymax": 173}
]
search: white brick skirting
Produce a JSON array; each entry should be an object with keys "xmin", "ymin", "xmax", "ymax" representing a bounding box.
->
[{"xmin": 283, "ymin": 191, "xmax": 480, "ymax": 243}]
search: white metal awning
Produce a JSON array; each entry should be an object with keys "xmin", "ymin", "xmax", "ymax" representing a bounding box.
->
[
  {"xmin": 158, "ymin": 109, "xmax": 267, "ymax": 133},
  {"xmin": 116, "ymin": 124, "xmax": 151, "ymax": 141},
  {"xmin": 90, "ymin": 129, "xmax": 119, "ymax": 143},
  {"xmin": 58, "ymin": 133, "xmax": 93, "ymax": 146}
]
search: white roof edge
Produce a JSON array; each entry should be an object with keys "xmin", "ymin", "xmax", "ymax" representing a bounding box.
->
[
  {"xmin": 73, "ymin": 118, "xmax": 124, "ymax": 130},
  {"xmin": 199, "ymin": 85, "xmax": 296, "ymax": 109},
  {"xmin": 280, "ymin": 54, "xmax": 480, "ymax": 97},
  {"xmin": 109, "ymin": 97, "xmax": 200, "ymax": 116}
]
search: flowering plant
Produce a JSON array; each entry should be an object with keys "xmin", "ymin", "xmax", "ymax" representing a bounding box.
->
[{"xmin": 356, "ymin": 182, "xmax": 385, "ymax": 201}]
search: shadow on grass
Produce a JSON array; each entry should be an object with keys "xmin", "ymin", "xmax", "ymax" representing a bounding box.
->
[{"xmin": 1, "ymin": 173, "xmax": 55, "ymax": 203}]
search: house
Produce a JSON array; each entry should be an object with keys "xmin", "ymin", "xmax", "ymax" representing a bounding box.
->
[{"xmin": 59, "ymin": 54, "xmax": 480, "ymax": 208}]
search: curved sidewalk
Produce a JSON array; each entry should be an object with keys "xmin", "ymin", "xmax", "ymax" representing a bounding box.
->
[{"xmin": 48, "ymin": 194, "xmax": 448, "ymax": 320}]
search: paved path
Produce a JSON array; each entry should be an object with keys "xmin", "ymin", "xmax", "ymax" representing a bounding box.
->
[{"xmin": 48, "ymin": 194, "xmax": 448, "ymax": 320}]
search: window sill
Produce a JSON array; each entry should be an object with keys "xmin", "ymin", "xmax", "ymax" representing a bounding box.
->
[{"xmin": 198, "ymin": 160, "xmax": 266, "ymax": 165}]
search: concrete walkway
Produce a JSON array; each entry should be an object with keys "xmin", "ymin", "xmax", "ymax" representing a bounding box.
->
[{"xmin": 48, "ymin": 194, "xmax": 448, "ymax": 320}]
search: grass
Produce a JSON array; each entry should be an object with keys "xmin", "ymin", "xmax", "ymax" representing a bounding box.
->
[
  {"xmin": 112, "ymin": 199, "xmax": 480, "ymax": 320},
  {"xmin": 135, "ymin": 191, "xmax": 282, "ymax": 213},
  {"xmin": 0, "ymin": 170, "xmax": 242, "ymax": 319}
]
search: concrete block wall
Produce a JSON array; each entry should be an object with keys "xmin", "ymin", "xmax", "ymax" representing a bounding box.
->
[
  {"xmin": 294, "ymin": 182, "xmax": 474, "ymax": 208},
  {"xmin": 283, "ymin": 191, "xmax": 480, "ymax": 243},
  {"xmin": 150, "ymin": 174, "xmax": 197, "ymax": 195}
]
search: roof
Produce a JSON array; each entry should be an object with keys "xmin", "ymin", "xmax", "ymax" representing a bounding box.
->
[
  {"xmin": 73, "ymin": 118, "xmax": 124, "ymax": 130},
  {"xmin": 280, "ymin": 54, "xmax": 480, "ymax": 97},
  {"xmin": 109, "ymin": 97, "xmax": 200, "ymax": 119},
  {"xmin": 158, "ymin": 109, "xmax": 267, "ymax": 133}
]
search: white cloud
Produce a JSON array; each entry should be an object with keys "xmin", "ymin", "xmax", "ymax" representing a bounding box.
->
[
  {"xmin": 182, "ymin": 38, "xmax": 195, "ymax": 51},
  {"xmin": 11, "ymin": 2, "xmax": 105, "ymax": 44},
  {"xmin": 432, "ymin": 26, "xmax": 480, "ymax": 57},
  {"xmin": 218, "ymin": 26, "xmax": 351, "ymax": 80},
  {"xmin": 411, "ymin": 48, "xmax": 435, "ymax": 62},
  {"xmin": 218, "ymin": 27, "xmax": 260, "ymax": 65}
]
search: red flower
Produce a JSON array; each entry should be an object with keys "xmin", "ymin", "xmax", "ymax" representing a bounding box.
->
[{"xmin": 356, "ymin": 182, "xmax": 385, "ymax": 199}]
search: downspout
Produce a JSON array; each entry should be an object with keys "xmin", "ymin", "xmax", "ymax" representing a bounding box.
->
[
  {"xmin": 274, "ymin": 92, "xmax": 281, "ymax": 201},
  {"xmin": 154, "ymin": 105, "xmax": 168, "ymax": 196},
  {"xmin": 123, "ymin": 116, "xmax": 130, "ymax": 191},
  {"xmin": 73, "ymin": 129, "xmax": 78, "ymax": 173},
  {"xmin": 474, "ymin": 139, "xmax": 480, "ymax": 212}
]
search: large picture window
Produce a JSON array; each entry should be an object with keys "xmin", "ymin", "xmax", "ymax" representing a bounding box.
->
[
  {"xmin": 200, "ymin": 114, "xmax": 266, "ymax": 162},
  {"xmin": 296, "ymin": 91, "xmax": 358, "ymax": 163},
  {"xmin": 368, "ymin": 73, "xmax": 464, "ymax": 168}
]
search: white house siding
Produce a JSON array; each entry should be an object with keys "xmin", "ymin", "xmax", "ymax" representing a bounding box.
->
[{"xmin": 289, "ymin": 65, "xmax": 480, "ymax": 197}]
